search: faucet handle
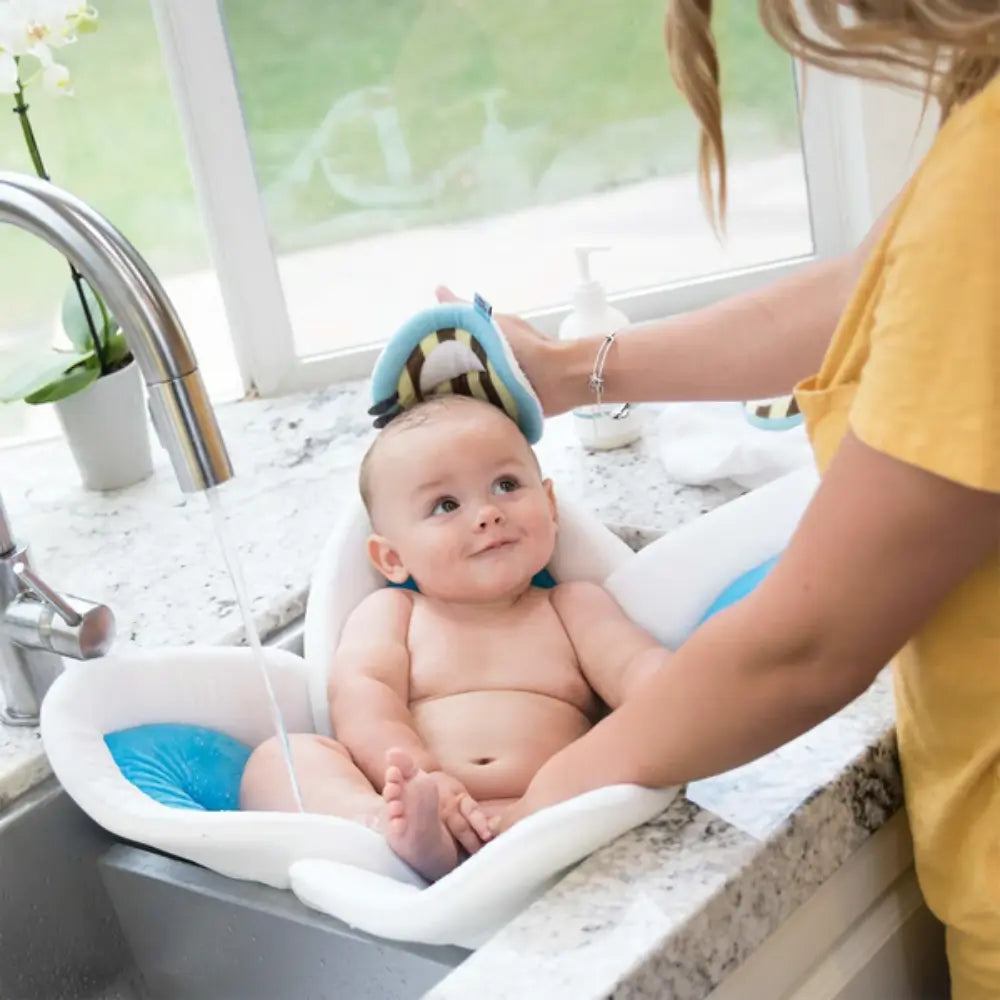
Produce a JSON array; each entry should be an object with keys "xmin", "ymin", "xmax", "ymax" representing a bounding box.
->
[
  {"xmin": 13, "ymin": 562, "xmax": 83, "ymax": 627},
  {"xmin": 4, "ymin": 590, "xmax": 115, "ymax": 661}
]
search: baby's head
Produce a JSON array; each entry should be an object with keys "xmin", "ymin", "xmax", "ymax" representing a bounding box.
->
[{"xmin": 359, "ymin": 396, "xmax": 557, "ymax": 604}]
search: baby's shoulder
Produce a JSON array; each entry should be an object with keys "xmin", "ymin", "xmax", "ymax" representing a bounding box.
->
[
  {"xmin": 546, "ymin": 579, "xmax": 616, "ymax": 617},
  {"xmin": 344, "ymin": 586, "xmax": 414, "ymax": 639}
]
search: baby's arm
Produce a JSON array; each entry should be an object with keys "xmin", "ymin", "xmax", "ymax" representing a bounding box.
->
[
  {"xmin": 329, "ymin": 589, "xmax": 492, "ymax": 851},
  {"xmin": 550, "ymin": 581, "xmax": 671, "ymax": 710},
  {"xmin": 328, "ymin": 588, "xmax": 437, "ymax": 786}
]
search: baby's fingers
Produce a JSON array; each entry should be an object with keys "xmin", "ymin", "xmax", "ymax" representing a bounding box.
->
[
  {"xmin": 444, "ymin": 809, "xmax": 483, "ymax": 855},
  {"xmin": 459, "ymin": 795, "xmax": 493, "ymax": 843}
]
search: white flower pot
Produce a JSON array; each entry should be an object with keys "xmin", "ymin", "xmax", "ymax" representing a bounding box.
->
[{"xmin": 54, "ymin": 360, "xmax": 153, "ymax": 491}]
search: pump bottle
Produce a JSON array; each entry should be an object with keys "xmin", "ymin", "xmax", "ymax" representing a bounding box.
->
[{"xmin": 558, "ymin": 247, "xmax": 643, "ymax": 450}]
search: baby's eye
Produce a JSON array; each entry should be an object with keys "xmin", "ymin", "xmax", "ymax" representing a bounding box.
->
[
  {"xmin": 493, "ymin": 477, "xmax": 520, "ymax": 495},
  {"xmin": 431, "ymin": 497, "xmax": 460, "ymax": 516}
]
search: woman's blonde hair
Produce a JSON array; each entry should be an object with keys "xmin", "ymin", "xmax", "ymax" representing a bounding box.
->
[{"xmin": 665, "ymin": 0, "xmax": 1000, "ymax": 231}]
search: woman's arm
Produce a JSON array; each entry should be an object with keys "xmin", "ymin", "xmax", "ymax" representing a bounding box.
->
[
  {"xmin": 444, "ymin": 205, "xmax": 893, "ymax": 415},
  {"xmin": 560, "ymin": 252, "xmax": 859, "ymax": 407},
  {"xmin": 497, "ymin": 432, "xmax": 999, "ymax": 830}
]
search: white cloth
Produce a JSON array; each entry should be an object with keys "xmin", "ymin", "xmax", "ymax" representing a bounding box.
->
[{"xmin": 656, "ymin": 401, "xmax": 815, "ymax": 489}]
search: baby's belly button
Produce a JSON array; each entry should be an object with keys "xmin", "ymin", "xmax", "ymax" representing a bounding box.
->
[{"xmin": 449, "ymin": 752, "xmax": 539, "ymax": 798}]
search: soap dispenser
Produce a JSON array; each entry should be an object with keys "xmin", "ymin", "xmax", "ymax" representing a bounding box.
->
[{"xmin": 558, "ymin": 247, "xmax": 643, "ymax": 450}]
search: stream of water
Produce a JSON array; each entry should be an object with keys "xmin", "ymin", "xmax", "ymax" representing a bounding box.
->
[{"xmin": 206, "ymin": 487, "xmax": 304, "ymax": 812}]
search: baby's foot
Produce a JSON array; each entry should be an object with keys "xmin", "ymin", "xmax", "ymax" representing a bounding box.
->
[{"xmin": 383, "ymin": 748, "xmax": 459, "ymax": 882}]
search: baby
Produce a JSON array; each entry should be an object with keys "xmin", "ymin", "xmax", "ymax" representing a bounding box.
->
[{"xmin": 240, "ymin": 395, "xmax": 669, "ymax": 881}]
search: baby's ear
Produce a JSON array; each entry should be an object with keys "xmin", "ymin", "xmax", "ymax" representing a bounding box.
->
[
  {"xmin": 543, "ymin": 478, "xmax": 557, "ymax": 524},
  {"xmin": 366, "ymin": 534, "xmax": 410, "ymax": 584}
]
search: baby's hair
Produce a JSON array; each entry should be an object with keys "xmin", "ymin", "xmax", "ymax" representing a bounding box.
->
[
  {"xmin": 358, "ymin": 396, "xmax": 540, "ymax": 518},
  {"xmin": 665, "ymin": 0, "xmax": 1000, "ymax": 232}
]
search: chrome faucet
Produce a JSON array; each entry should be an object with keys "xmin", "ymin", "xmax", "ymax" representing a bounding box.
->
[
  {"xmin": 0, "ymin": 171, "xmax": 236, "ymax": 724},
  {"xmin": 0, "ymin": 493, "xmax": 115, "ymax": 725}
]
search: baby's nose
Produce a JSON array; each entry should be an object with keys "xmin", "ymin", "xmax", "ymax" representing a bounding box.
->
[{"xmin": 476, "ymin": 505, "xmax": 504, "ymax": 529}]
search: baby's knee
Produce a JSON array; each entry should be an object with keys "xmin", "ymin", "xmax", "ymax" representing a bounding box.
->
[{"xmin": 240, "ymin": 733, "xmax": 336, "ymax": 810}]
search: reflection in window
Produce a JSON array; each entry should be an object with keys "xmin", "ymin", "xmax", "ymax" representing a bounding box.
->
[{"xmin": 224, "ymin": 0, "xmax": 811, "ymax": 357}]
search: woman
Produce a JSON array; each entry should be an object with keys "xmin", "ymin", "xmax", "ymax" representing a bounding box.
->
[{"xmin": 441, "ymin": 2, "xmax": 1000, "ymax": 995}]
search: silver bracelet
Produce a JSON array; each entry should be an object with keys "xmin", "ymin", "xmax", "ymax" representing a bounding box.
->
[{"xmin": 587, "ymin": 333, "xmax": 631, "ymax": 420}]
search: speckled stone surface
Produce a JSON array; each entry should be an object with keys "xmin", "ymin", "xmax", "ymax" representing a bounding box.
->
[{"xmin": 0, "ymin": 386, "xmax": 901, "ymax": 999}]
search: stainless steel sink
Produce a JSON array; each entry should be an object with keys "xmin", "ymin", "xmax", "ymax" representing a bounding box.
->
[
  {"xmin": 0, "ymin": 778, "xmax": 142, "ymax": 1000},
  {"xmin": 0, "ymin": 618, "xmax": 467, "ymax": 1000}
]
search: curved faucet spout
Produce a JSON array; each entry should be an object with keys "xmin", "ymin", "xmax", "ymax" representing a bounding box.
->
[{"xmin": 0, "ymin": 171, "xmax": 233, "ymax": 493}]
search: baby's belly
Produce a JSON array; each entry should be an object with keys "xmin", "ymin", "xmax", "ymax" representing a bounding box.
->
[{"xmin": 411, "ymin": 690, "xmax": 593, "ymax": 800}]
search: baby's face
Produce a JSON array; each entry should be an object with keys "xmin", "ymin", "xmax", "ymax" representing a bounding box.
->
[{"xmin": 366, "ymin": 400, "xmax": 557, "ymax": 603}]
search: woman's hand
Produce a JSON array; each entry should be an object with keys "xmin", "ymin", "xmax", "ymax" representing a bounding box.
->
[{"xmin": 435, "ymin": 286, "xmax": 587, "ymax": 416}]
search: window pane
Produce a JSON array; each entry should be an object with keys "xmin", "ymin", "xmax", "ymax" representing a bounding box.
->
[
  {"xmin": 223, "ymin": 0, "xmax": 811, "ymax": 359},
  {"xmin": 0, "ymin": 0, "xmax": 241, "ymax": 444}
]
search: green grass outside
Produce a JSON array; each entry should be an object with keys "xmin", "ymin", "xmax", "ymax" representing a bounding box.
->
[{"xmin": 0, "ymin": 0, "xmax": 797, "ymax": 332}]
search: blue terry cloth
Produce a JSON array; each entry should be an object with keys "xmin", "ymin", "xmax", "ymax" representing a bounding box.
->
[
  {"xmin": 105, "ymin": 723, "xmax": 251, "ymax": 811},
  {"xmin": 368, "ymin": 295, "xmax": 545, "ymax": 444}
]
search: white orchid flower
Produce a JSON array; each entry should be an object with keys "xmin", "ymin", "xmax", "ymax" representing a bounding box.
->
[
  {"xmin": 0, "ymin": 0, "xmax": 98, "ymax": 95},
  {"xmin": 0, "ymin": 4, "xmax": 23, "ymax": 95}
]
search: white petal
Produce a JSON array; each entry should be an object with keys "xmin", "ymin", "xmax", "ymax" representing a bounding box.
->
[
  {"xmin": 41, "ymin": 59, "xmax": 71, "ymax": 94},
  {"xmin": 0, "ymin": 9, "xmax": 29, "ymax": 55},
  {"xmin": 26, "ymin": 40, "xmax": 53, "ymax": 65},
  {"xmin": 0, "ymin": 52, "xmax": 19, "ymax": 94}
]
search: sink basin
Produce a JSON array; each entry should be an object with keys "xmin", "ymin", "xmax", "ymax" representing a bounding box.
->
[
  {"xmin": 0, "ymin": 778, "xmax": 142, "ymax": 1000},
  {"xmin": 0, "ymin": 617, "xmax": 467, "ymax": 1000}
]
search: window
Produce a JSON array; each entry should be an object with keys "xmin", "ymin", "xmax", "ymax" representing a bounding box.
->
[
  {"xmin": 1, "ymin": 0, "xmax": 873, "ymax": 436},
  {"xmin": 221, "ymin": 1, "xmax": 812, "ymax": 363},
  {"xmin": 151, "ymin": 0, "xmax": 870, "ymax": 397}
]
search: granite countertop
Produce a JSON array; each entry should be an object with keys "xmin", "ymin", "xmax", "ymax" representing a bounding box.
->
[{"xmin": 0, "ymin": 385, "xmax": 901, "ymax": 999}]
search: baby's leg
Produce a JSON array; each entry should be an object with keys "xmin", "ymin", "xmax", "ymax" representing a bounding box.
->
[{"xmin": 240, "ymin": 734, "xmax": 383, "ymax": 829}]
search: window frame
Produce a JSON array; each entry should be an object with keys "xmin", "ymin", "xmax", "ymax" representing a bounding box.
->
[{"xmin": 150, "ymin": 0, "xmax": 873, "ymax": 397}]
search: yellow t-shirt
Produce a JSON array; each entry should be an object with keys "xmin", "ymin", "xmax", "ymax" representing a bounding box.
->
[{"xmin": 795, "ymin": 76, "xmax": 1000, "ymax": 998}]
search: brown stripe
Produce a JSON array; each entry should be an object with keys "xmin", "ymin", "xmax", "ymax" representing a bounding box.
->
[
  {"xmin": 787, "ymin": 395, "xmax": 800, "ymax": 417},
  {"xmin": 405, "ymin": 345, "xmax": 426, "ymax": 404},
  {"xmin": 467, "ymin": 335, "xmax": 489, "ymax": 368},
  {"xmin": 451, "ymin": 373, "xmax": 471, "ymax": 396},
  {"xmin": 438, "ymin": 327, "xmax": 456, "ymax": 342},
  {"xmin": 477, "ymin": 371, "xmax": 505, "ymax": 410}
]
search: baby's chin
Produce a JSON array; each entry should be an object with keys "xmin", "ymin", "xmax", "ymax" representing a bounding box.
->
[{"xmin": 417, "ymin": 568, "xmax": 541, "ymax": 604}]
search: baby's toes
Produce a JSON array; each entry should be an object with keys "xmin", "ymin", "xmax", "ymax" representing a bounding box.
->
[{"xmin": 383, "ymin": 771, "xmax": 403, "ymax": 805}]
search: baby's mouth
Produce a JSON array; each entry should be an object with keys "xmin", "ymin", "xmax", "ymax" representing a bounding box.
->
[{"xmin": 474, "ymin": 537, "xmax": 518, "ymax": 556}]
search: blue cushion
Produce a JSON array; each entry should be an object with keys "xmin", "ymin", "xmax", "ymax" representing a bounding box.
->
[
  {"xmin": 698, "ymin": 555, "xmax": 779, "ymax": 624},
  {"xmin": 105, "ymin": 723, "xmax": 251, "ymax": 812}
]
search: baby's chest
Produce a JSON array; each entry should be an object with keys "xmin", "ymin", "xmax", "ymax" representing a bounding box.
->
[{"xmin": 408, "ymin": 610, "xmax": 592, "ymax": 704}]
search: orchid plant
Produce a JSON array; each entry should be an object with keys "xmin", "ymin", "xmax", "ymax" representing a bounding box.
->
[{"xmin": 0, "ymin": 0, "xmax": 131, "ymax": 405}]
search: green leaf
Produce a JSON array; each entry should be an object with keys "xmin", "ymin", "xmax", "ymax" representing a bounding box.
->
[
  {"xmin": 0, "ymin": 349, "xmax": 93, "ymax": 403},
  {"xmin": 61, "ymin": 280, "xmax": 116, "ymax": 353},
  {"xmin": 24, "ymin": 354, "xmax": 101, "ymax": 404},
  {"xmin": 102, "ymin": 330, "xmax": 132, "ymax": 368}
]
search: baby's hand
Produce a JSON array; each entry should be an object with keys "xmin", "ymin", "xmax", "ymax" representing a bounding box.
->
[
  {"xmin": 489, "ymin": 797, "xmax": 529, "ymax": 836},
  {"xmin": 429, "ymin": 771, "xmax": 493, "ymax": 854}
]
